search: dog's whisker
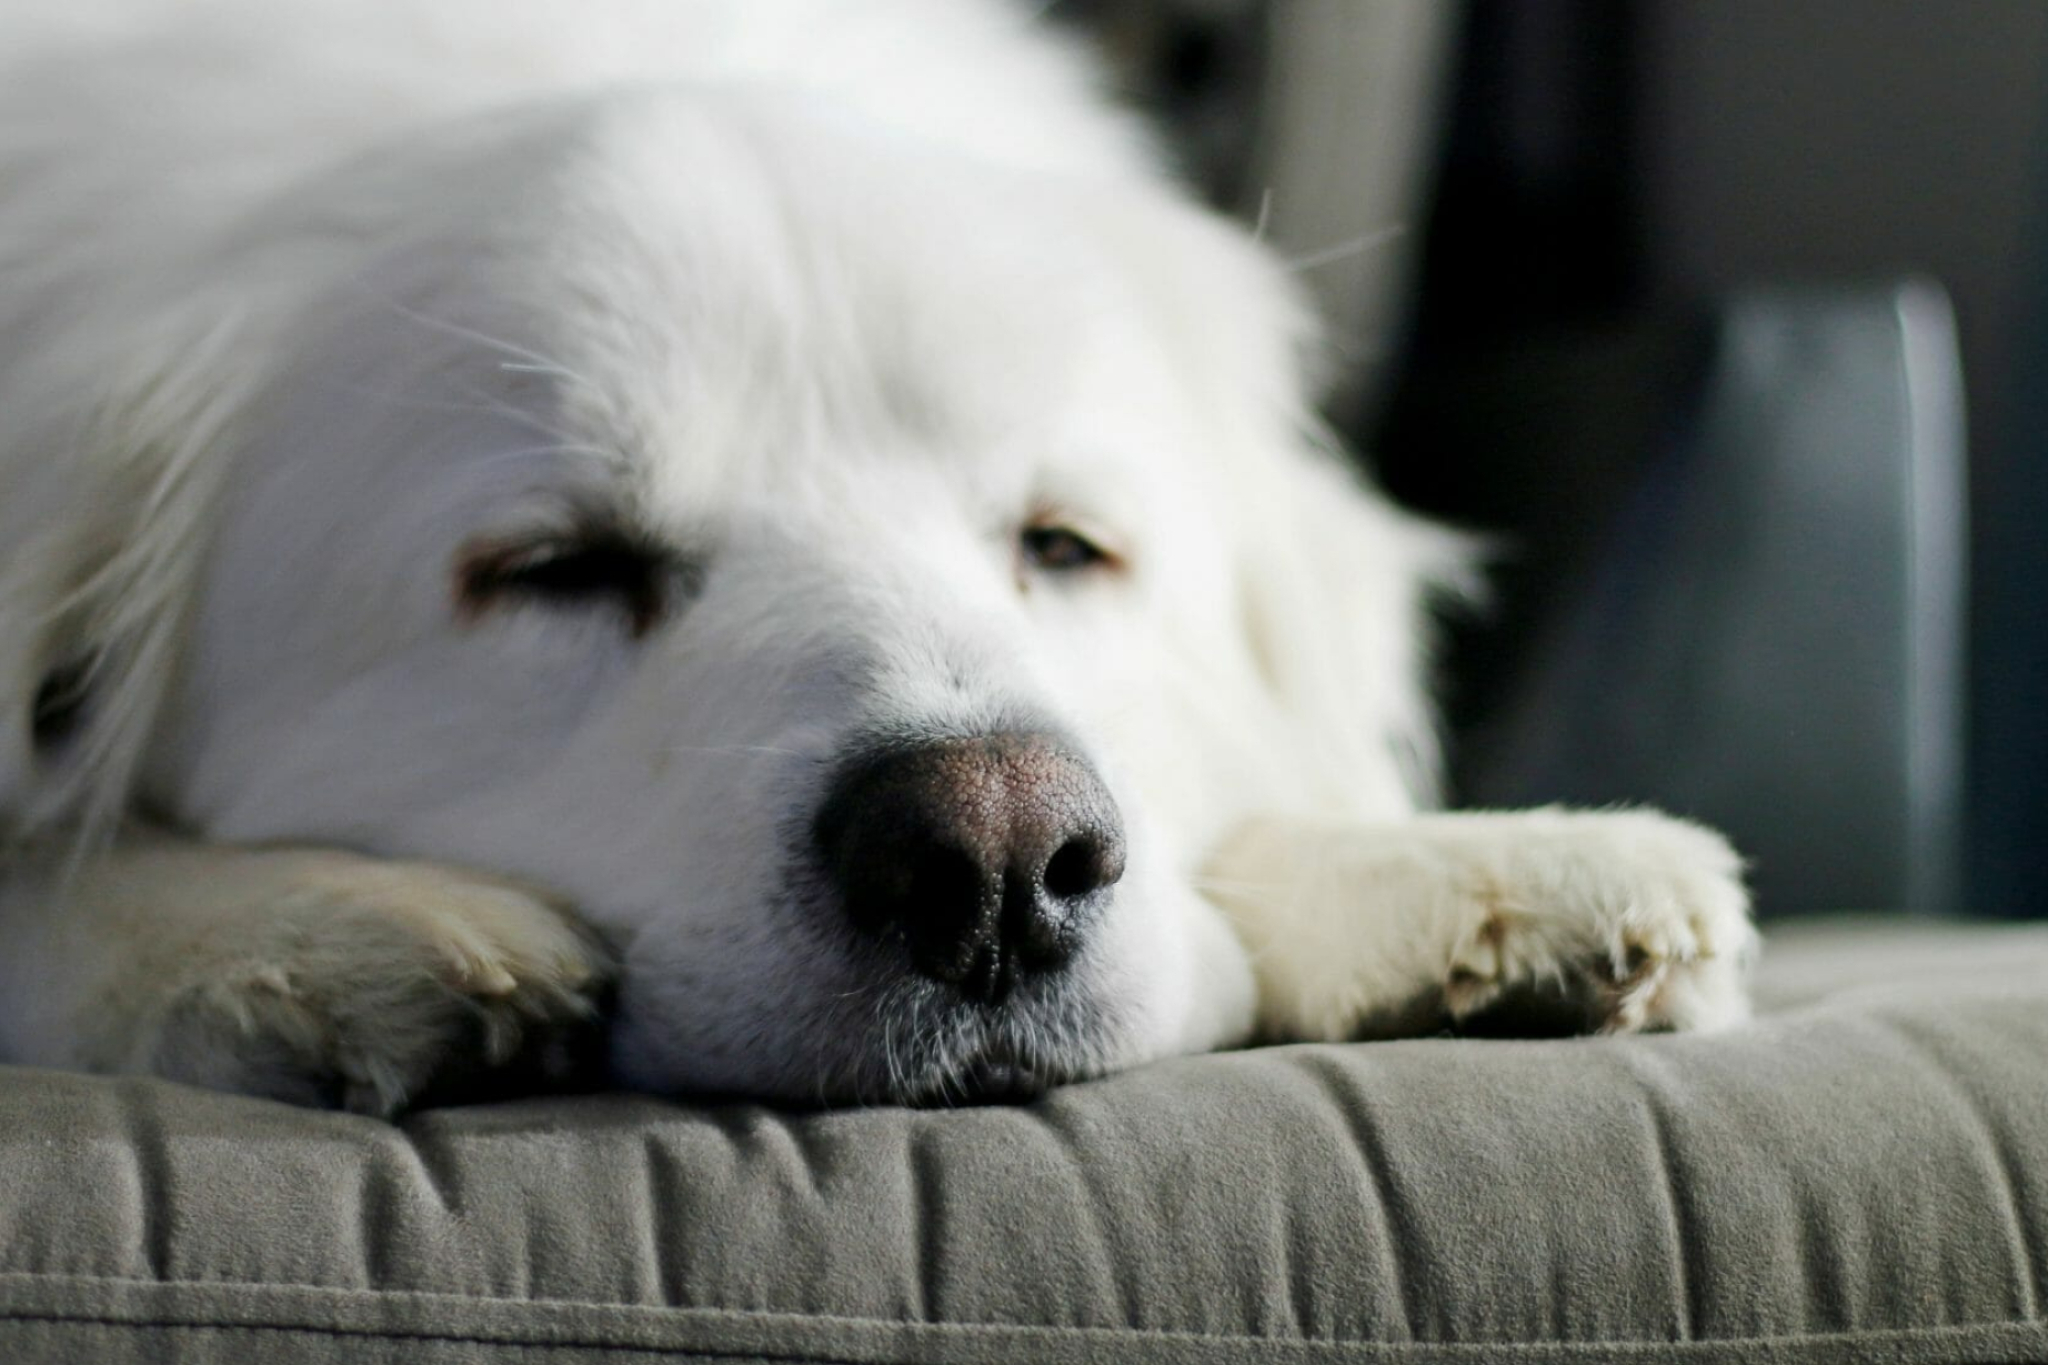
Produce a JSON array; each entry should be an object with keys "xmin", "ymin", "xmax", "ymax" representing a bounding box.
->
[
  {"xmin": 298, "ymin": 378, "xmax": 620, "ymax": 465},
  {"xmin": 357, "ymin": 291, "xmax": 608, "ymax": 400},
  {"xmin": 1285, "ymin": 223, "xmax": 1407, "ymax": 273},
  {"xmin": 662, "ymin": 744, "xmax": 810, "ymax": 761},
  {"xmin": 442, "ymin": 377, "xmax": 628, "ymax": 463},
  {"xmin": 466, "ymin": 442, "xmax": 631, "ymax": 472},
  {"xmin": 1189, "ymin": 875, "xmax": 1283, "ymax": 898}
]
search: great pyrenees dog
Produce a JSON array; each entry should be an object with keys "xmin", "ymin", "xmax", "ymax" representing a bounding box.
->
[{"xmin": 0, "ymin": 0, "xmax": 1755, "ymax": 1114}]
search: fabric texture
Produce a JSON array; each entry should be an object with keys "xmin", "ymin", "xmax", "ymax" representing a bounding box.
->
[{"xmin": 1, "ymin": 916, "xmax": 2044, "ymax": 1363}]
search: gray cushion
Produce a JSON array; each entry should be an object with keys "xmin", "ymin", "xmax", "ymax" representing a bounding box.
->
[{"xmin": 2, "ymin": 916, "xmax": 2044, "ymax": 1363}]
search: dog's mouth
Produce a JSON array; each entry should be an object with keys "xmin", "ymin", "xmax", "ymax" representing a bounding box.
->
[
  {"xmin": 821, "ymin": 970, "xmax": 1099, "ymax": 1108},
  {"xmin": 907, "ymin": 1050, "xmax": 1059, "ymax": 1107}
]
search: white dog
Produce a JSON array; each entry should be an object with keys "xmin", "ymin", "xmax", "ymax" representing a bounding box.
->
[{"xmin": 0, "ymin": 0, "xmax": 1755, "ymax": 1114}]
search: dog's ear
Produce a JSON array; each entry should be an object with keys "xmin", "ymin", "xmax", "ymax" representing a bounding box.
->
[
  {"xmin": 0, "ymin": 591, "xmax": 49, "ymax": 828},
  {"xmin": 0, "ymin": 341, "xmax": 240, "ymax": 845},
  {"xmin": 0, "ymin": 472, "xmax": 99, "ymax": 836},
  {"xmin": 0, "ymin": 572, "xmax": 116, "ymax": 845},
  {"xmin": 1232, "ymin": 441, "xmax": 1479, "ymax": 818}
]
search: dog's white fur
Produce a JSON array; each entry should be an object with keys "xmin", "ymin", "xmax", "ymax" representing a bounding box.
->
[{"xmin": 0, "ymin": 0, "xmax": 1755, "ymax": 1112}]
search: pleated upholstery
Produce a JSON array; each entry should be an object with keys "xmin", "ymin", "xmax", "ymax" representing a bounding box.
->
[{"xmin": 1, "ymin": 917, "xmax": 2043, "ymax": 1363}]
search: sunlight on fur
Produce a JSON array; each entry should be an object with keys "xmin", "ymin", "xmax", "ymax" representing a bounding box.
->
[{"xmin": 0, "ymin": 0, "xmax": 1754, "ymax": 1114}]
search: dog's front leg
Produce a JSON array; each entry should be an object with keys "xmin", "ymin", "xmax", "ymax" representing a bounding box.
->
[
  {"xmin": 1204, "ymin": 808, "xmax": 1757, "ymax": 1042},
  {"xmin": 0, "ymin": 826, "xmax": 611, "ymax": 1115}
]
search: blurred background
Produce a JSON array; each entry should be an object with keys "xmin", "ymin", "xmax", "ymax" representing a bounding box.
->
[{"xmin": 1055, "ymin": 0, "xmax": 2046, "ymax": 922}]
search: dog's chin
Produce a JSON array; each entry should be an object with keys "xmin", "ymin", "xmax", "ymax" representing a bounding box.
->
[
  {"xmin": 609, "ymin": 955, "xmax": 1130, "ymax": 1109},
  {"xmin": 887, "ymin": 1040, "xmax": 1075, "ymax": 1109},
  {"xmin": 816, "ymin": 979, "xmax": 1117, "ymax": 1109}
]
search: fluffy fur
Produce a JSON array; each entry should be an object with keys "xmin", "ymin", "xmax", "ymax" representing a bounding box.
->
[{"xmin": 0, "ymin": 0, "xmax": 1756, "ymax": 1113}]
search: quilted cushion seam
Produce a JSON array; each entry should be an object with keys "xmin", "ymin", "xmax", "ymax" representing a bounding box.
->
[
  {"xmin": 1, "ymin": 1274, "xmax": 2045, "ymax": 1357},
  {"xmin": 0, "ymin": 1309, "xmax": 802, "ymax": 1360}
]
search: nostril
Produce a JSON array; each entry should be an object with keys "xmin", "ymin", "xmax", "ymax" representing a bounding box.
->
[
  {"xmin": 898, "ymin": 845, "xmax": 992, "ymax": 972},
  {"xmin": 902, "ymin": 844, "xmax": 986, "ymax": 925},
  {"xmin": 841, "ymin": 837, "xmax": 988, "ymax": 944},
  {"xmin": 1042, "ymin": 834, "xmax": 1119, "ymax": 902}
]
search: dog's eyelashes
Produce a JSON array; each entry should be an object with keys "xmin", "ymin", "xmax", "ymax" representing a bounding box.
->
[
  {"xmin": 1019, "ymin": 523, "xmax": 1119, "ymax": 576},
  {"xmin": 456, "ymin": 532, "xmax": 678, "ymax": 637}
]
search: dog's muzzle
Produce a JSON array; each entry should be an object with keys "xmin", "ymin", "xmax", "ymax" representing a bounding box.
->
[{"xmin": 813, "ymin": 733, "xmax": 1125, "ymax": 1006}]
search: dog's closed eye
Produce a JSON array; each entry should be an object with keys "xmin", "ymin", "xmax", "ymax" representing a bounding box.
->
[
  {"xmin": 456, "ymin": 530, "xmax": 684, "ymax": 637},
  {"xmin": 1019, "ymin": 518, "xmax": 1122, "ymax": 578}
]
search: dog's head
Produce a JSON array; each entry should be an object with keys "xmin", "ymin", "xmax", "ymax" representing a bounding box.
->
[{"xmin": 5, "ymin": 88, "xmax": 1462, "ymax": 1102}]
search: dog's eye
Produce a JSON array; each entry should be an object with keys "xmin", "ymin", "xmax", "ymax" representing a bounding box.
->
[
  {"xmin": 1019, "ymin": 524, "xmax": 1117, "ymax": 575},
  {"xmin": 457, "ymin": 533, "xmax": 674, "ymax": 636}
]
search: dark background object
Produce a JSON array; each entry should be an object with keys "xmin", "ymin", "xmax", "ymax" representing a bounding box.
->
[
  {"xmin": 1370, "ymin": 0, "xmax": 1663, "ymax": 743},
  {"xmin": 1374, "ymin": 2, "xmax": 2039, "ymax": 918},
  {"xmin": 1976, "ymin": 151, "xmax": 2048, "ymax": 921}
]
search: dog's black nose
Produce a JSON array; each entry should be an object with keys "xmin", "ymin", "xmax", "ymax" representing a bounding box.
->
[{"xmin": 813, "ymin": 734, "xmax": 1125, "ymax": 1005}]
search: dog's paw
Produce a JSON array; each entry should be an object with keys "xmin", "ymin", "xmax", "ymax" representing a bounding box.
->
[
  {"xmin": 1205, "ymin": 808, "xmax": 1757, "ymax": 1043},
  {"xmin": 1442, "ymin": 810, "xmax": 1756, "ymax": 1036},
  {"xmin": 131, "ymin": 858, "xmax": 612, "ymax": 1116}
]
